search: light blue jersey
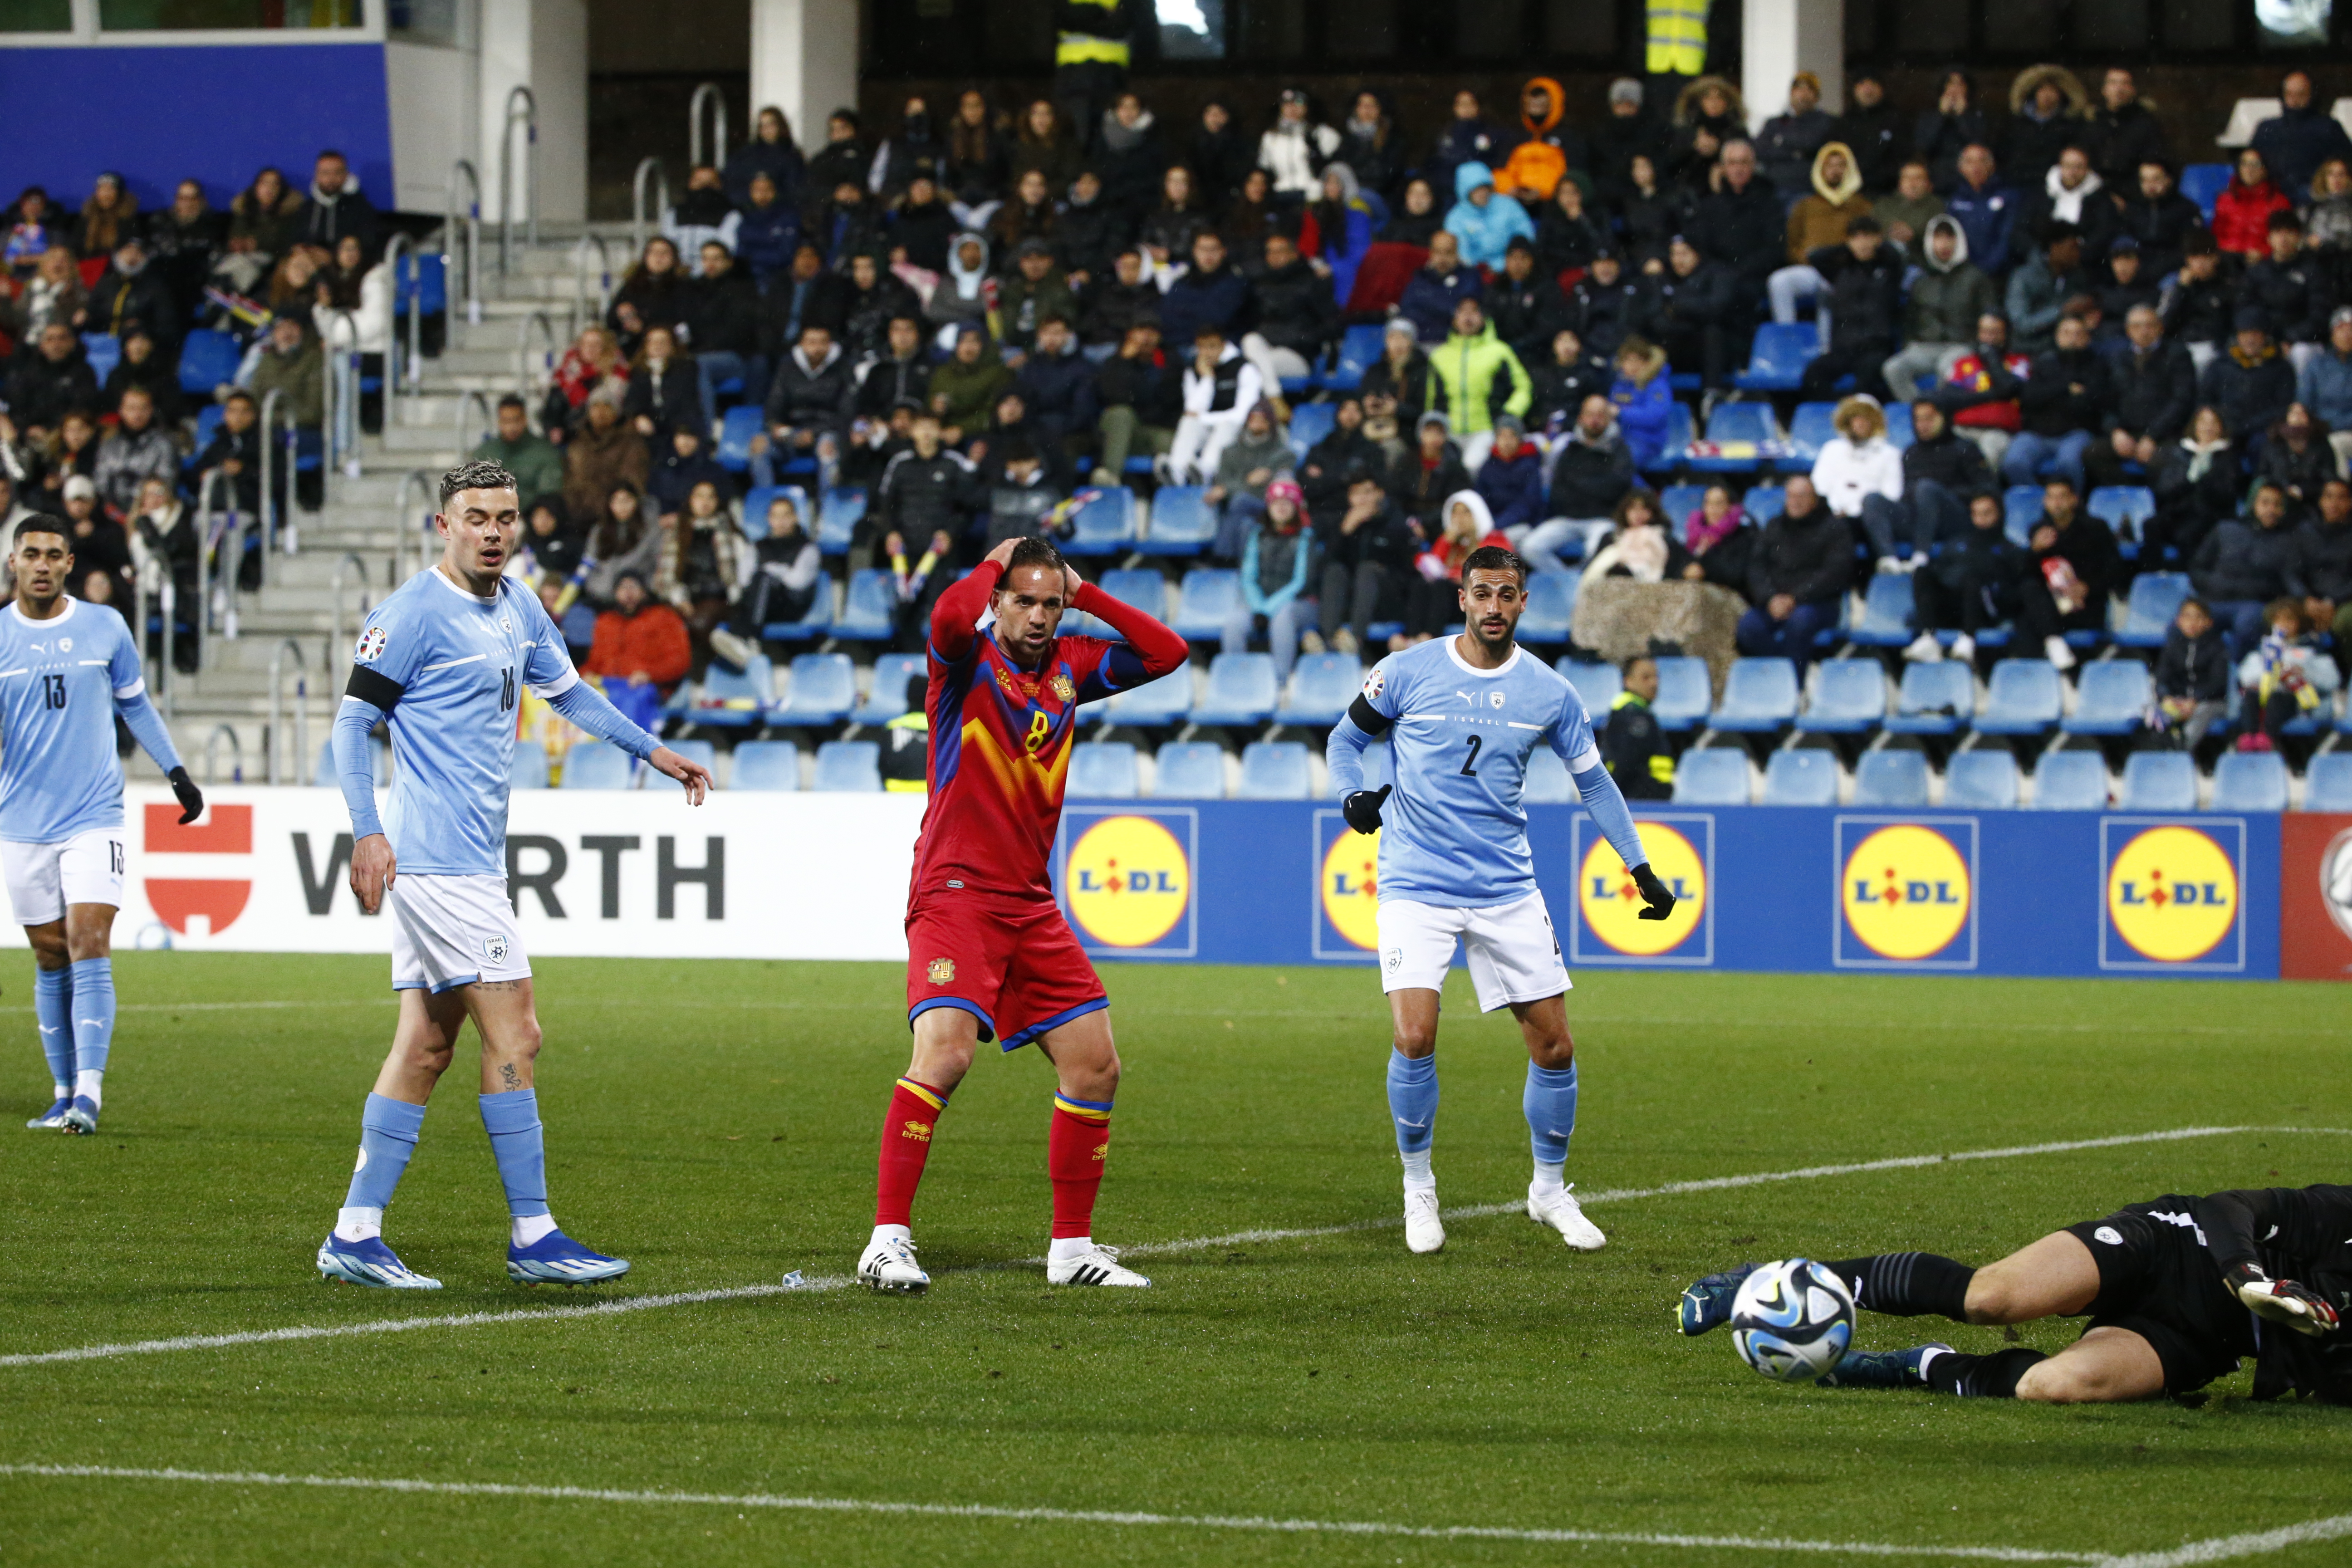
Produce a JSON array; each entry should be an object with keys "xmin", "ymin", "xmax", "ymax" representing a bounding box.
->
[
  {"xmin": 0, "ymin": 597, "xmax": 173, "ymax": 844},
  {"xmin": 1328, "ymin": 637, "xmax": 1648, "ymax": 908}
]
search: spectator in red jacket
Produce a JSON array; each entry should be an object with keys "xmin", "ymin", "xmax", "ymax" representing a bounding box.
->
[
  {"xmin": 2212, "ymin": 148, "xmax": 2292, "ymax": 259},
  {"xmin": 582, "ymin": 570, "xmax": 692, "ymax": 696}
]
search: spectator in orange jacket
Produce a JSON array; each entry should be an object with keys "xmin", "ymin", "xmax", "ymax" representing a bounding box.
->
[{"xmin": 583, "ymin": 570, "xmax": 692, "ymax": 696}]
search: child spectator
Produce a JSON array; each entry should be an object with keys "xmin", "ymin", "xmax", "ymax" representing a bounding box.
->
[
  {"xmin": 1407, "ymin": 490, "xmax": 1510, "ymax": 639},
  {"xmin": 1471, "ymin": 416, "xmax": 1545, "ymax": 535},
  {"xmin": 1225, "ymin": 478, "xmax": 1317, "ymax": 680},
  {"xmin": 2154, "ymin": 595, "xmax": 2231, "ymax": 750},
  {"xmin": 1607, "ymin": 336, "xmax": 1673, "ymax": 471},
  {"xmin": 2239, "ymin": 597, "xmax": 2338, "ymax": 749}
]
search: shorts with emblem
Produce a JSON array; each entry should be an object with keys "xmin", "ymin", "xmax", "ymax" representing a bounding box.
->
[
  {"xmin": 905, "ymin": 889, "xmax": 1107, "ymax": 1051},
  {"xmin": 387, "ymin": 872, "xmax": 531, "ymax": 994},
  {"xmin": 2064, "ymin": 1194, "xmax": 2257, "ymax": 1395},
  {"xmin": 2, "ymin": 826, "xmax": 127, "ymax": 926},
  {"xmin": 1377, "ymin": 891, "xmax": 1570, "ymax": 1012}
]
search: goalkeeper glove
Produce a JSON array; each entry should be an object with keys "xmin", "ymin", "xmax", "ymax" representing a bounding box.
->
[
  {"xmin": 1342, "ymin": 784, "xmax": 1391, "ymax": 835},
  {"xmin": 166, "ymin": 767, "xmax": 205, "ymax": 827},
  {"xmin": 1632, "ymin": 864, "xmax": 1676, "ymax": 921},
  {"xmin": 2228, "ymin": 1264, "xmax": 2341, "ymax": 1338}
]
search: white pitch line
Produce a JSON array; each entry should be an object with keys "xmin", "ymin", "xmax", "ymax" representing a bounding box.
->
[
  {"xmin": 0, "ymin": 1463, "xmax": 2100, "ymax": 1563},
  {"xmin": 2097, "ymin": 1514, "xmax": 2352, "ymax": 1568},
  {"xmin": 6, "ymin": 1125, "xmax": 2344, "ymax": 1371}
]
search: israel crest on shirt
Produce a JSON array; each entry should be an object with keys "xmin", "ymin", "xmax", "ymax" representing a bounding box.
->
[{"xmin": 356, "ymin": 625, "xmax": 388, "ymax": 664}]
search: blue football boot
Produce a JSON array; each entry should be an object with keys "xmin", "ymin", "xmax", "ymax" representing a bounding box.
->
[
  {"xmin": 317, "ymin": 1234, "xmax": 443, "ymax": 1289},
  {"xmin": 1818, "ymin": 1343, "xmax": 1949, "ymax": 1389},
  {"xmin": 506, "ymin": 1230, "xmax": 630, "ymax": 1284},
  {"xmin": 1677, "ymin": 1261, "xmax": 1758, "ymax": 1336},
  {"xmin": 60, "ymin": 1095, "xmax": 99, "ymax": 1135},
  {"xmin": 25, "ymin": 1097, "xmax": 71, "ymax": 1131}
]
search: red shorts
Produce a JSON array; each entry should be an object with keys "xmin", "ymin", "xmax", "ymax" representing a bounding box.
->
[{"xmin": 905, "ymin": 891, "xmax": 1107, "ymax": 1051}]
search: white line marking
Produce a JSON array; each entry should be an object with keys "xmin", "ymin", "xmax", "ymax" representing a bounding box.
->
[
  {"xmin": 0, "ymin": 1464, "xmax": 2100, "ymax": 1562},
  {"xmin": 2097, "ymin": 1514, "xmax": 2352, "ymax": 1568},
  {"xmin": 7, "ymin": 1125, "xmax": 2345, "ymax": 1371}
]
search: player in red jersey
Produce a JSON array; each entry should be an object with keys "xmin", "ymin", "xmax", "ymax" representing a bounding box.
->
[{"xmin": 860, "ymin": 535, "xmax": 1189, "ymax": 1293}]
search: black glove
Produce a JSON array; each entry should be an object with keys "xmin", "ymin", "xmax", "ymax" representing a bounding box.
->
[
  {"xmin": 166, "ymin": 766, "xmax": 204, "ymax": 826},
  {"xmin": 2227, "ymin": 1263, "xmax": 2341, "ymax": 1338},
  {"xmin": 1632, "ymin": 863, "xmax": 1676, "ymax": 921},
  {"xmin": 1342, "ymin": 783, "xmax": 1392, "ymax": 835}
]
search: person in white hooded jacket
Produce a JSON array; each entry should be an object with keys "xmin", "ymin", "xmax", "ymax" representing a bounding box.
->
[
  {"xmin": 924, "ymin": 232, "xmax": 991, "ymax": 351},
  {"xmin": 1810, "ymin": 394, "xmax": 1909, "ymax": 572},
  {"xmin": 1257, "ymin": 89, "xmax": 1341, "ymax": 200},
  {"xmin": 1166, "ymin": 325, "xmax": 1264, "ymax": 485}
]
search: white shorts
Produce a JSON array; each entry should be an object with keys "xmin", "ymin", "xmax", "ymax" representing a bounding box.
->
[
  {"xmin": 387, "ymin": 873, "xmax": 531, "ymax": 994},
  {"xmin": 2, "ymin": 827, "xmax": 126, "ymax": 926},
  {"xmin": 1377, "ymin": 892, "xmax": 1570, "ymax": 1014}
]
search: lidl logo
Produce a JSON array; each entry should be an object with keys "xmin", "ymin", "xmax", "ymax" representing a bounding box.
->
[
  {"xmin": 1321, "ymin": 826, "xmax": 1382, "ymax": 951},
  {"xmin": 2107, "ymin": 824, "xmax": 2238, "ymax": 963},
  {"xmin": 1578, "ymin": 822, "xmax": 1705, "ymax": 956},
  {"xmin": 1839, "ymin": 823, "xmax": 1972, "ymax": 962},
  {"xmin": 1063, "ymin": 814, "xmax": 1190, "ymax": 949}
]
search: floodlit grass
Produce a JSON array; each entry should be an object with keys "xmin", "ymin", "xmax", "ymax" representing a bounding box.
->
[{"xmin": 1, "ymin": 954, "xmax": 2347, "ymax": 1565}]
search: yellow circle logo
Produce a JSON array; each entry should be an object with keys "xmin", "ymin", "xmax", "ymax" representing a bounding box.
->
[
  {"xmin": 1321, "ymin": 828, "xmax": 1382, "ymax": 951},
  {"xmin": 2108, "ymin": 826, "xmax": 2236, "ymax": 962},
  {"xmin": 1841, "ymin": 825, "xmax": 1972, "ymax": 960},
  {"xmin": 1578, "ymin": 823, "xmax": 1705, "ymax": 956},
  {"xmin": 1063, "ymin": 816, "xmax": 1189, "ymax": 948}
]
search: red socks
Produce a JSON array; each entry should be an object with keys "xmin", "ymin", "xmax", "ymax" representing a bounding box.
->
[
  {"xmin": 1048, "ymin": 1094, "xmax": 1114, "ymax": 1240},
  {"xmin": 874, "ymin": 1078, "xmax": 947, "ymax": 1228}
]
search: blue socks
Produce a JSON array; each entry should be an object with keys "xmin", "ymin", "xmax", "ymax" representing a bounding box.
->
[
  {"xmin": 1526, "ymin": 1061, "xmax": 1579, "ymax": 1191},
  {"xmin": 480, "ymin": 1089, "xmax": 551, "ymax": 1220},
  {"xmin": 67, "ymin": 957, "xmax": 114, "ymax": 1104},
  {"xmin": 339, "ymin": 1093, "xmax": 427, "ymax": 1237},
  {"xmin": 33, "ymin": 965, "xmax": 72, "ymax": 1096},
  {"xmin": 1387, "ymin": 1049, "xmax": 1438, "ymax": 1185}
]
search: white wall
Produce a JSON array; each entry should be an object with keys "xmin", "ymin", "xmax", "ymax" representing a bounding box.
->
[
  {"xmin": 750, "ymin": 0, "xmax": 858, "ymax": 154},
  {"xmin": 1742, "ymin": 0, "xmax": 1844, "ymax": 127},
  {"xmin": 386, "ymin": 39, "xmax": 479, "ymax": 215},
  {"xmin": 476, "ymin": 0, "xmax": 587, "ymax": 225}
]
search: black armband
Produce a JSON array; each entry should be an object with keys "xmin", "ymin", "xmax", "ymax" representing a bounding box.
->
[
  {"xmin": 1347, "ymin": 694, "xmax": 1393, "ymax": 736},
  {"xmin": 345, "ymin": 665, "xmax": 406, "ymax": 712}
]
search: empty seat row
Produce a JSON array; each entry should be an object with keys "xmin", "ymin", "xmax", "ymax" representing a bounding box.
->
[
  {"xmin": 1670, "ymin": 745, "xmax": 2323, "ymax": 810},
  {"xmin": 524, "ymin": 737, "xmax": 889, "ymax": 792}
]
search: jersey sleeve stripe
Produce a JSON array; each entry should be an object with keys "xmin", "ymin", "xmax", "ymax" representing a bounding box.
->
[
  {"xmin": 1567, "ymin": 744, "xmax": 1603, "ymax": 773},
  {"xmin": 529, "ymin": 666, "xmax": 580, "ymax": 701},
  {"xmin": 114, "ymin": 679, "xmax": 145, "ymax": 700}
]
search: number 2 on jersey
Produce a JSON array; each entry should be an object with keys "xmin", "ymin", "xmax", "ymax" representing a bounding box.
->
[
  {"xmin": 41, "ymin": 673, "xmax": 64, "ymax": 711},
  {"xmin": 1459, "ymin": 734, "xmax": 1482, "ymax": 775}
]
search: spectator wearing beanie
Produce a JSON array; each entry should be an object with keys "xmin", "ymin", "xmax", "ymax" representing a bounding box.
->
[
  {"xmin": 1225, "ymin": 476, "xmax": 1317, "ymax": 680},
  {"xmin": 2096, "ymin": 237, "xmax": 2161, "ymax": 335},
  {"xmin": 2200, "ymin": 309, "xmax": 2296, "ymax": 454},
  {"xmin": 2160, "ymin": 232, "xmax": 2237, "ymax": 368},
  {"xmin": 2240, "ymin": 211, "xmax": 2328, "ymax": 356},
  {"xmin": 1360, "ymin": 319, "xmax": 1435, "ymax": 431},
  {"xmin": 1832, "ymin": 71, "xmax": 1910, "ymax": 196},
  {"xmin": 1797, "ymin": 216, "xmax": 1905, "ymax": 399},
  {"xmin": 1471, "ymin": 415, "xmax": 1545, "ymax": 535},
  {"xmin": 1591, "ymin": 77, "xmax": 1669, "ymax": 206},
  {"xmin": 2006, "ymin": 221, "xmax": 2089, "ymax": 355},
  {"xmin": 1757, "ymin": 73, "xmax": 1837, "ymax": 204}
]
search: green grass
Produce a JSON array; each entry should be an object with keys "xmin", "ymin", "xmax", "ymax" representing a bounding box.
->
[{"xmin": 2, "ymin": 955, "xmax": 2349, "ymax": 1566}]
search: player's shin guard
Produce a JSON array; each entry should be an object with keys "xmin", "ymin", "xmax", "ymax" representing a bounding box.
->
[
  {"xmin": 1823, "ymin": 1252, "xmax": 1976, "ymax": 1320},
  {"xmin": 33, "ymin": 964, "xmax": 72, "ymax": 1098},
  {"xmin": 1922, "ymin": 1347, "xmax": 2046, "ymax": 1398},
  {"xmin": 338, "ymin": 1093, "xmax": 427, "ymax": 1240},
  {"xmin": 1387, "ymin": 1049, "xmax": 1438, "ymax": 1184},
  {"xmin": 67, "ymin": 957, "xmax": 114, "ymax": 1102},
  {"xmin": 874, "ymin": 1077, "xmax": 948, "ymax": 1228},
  {"xmin": 1524, "ymin": 1061, "xmax": 1578, "ymax": 1188},
  {"xmin": 480, "ymin": 1090, "xmax": 552, "ymax": 1235},
  {"xmin": 1048, "ymin": 1094, "xmax": 1113, "ymax": 1240}
]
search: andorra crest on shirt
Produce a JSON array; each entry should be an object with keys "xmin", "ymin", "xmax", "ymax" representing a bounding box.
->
[
  {"xmin": 926, "ymin": 957, "xmax": 956, "ymax": 984},
  {"xmin": 1051, "ymin": 673, "xmax": 1076, "ymax": 702}
]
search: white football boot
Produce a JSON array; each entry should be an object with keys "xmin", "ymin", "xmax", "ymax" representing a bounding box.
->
[
  {"xmin": 1403, "ymin": 1186, "xmax": 1446, "ymax": 1254},
  {"xmin": 858, "ymin": 1231, "xmax": 930, "ymax": 1293},
  {"xmin": 1528, "ymin": 1182, "xmax": 1607, "ymax": 1251},
  {"xmin": 1045, "ymin": 1242, "xmax": 1150, "ymax": 1287}
]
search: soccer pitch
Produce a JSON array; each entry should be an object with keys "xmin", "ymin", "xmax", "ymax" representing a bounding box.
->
[{"xmin": 2, "ymin": 955, "xmax": 2348, "ymax": 1567}]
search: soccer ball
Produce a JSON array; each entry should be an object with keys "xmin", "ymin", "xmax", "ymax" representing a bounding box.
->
[{"xmin": 1730, "ymin": 1258, "xmax": 1856, "ymax": 1382}]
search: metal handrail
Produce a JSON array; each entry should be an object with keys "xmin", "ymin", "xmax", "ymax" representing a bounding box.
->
[
  {"xmin": 631, "ymin": 157, "xmax": 670, "ymax": 266},
  {"xmin": 381, "ymin": 231, "xmax": 416, "ymax": 399},
  {"xmin": 133, "ymin": 570, "xmax": 161, "ymax": 712},
  {"xmin": 689, "ymin": 81, "xmax": 729, "ymax": 169},
  {"xmin": 267, "ymin": 637, "xmax": 309, "ymax": 787},
  {"xmin": 316, "ymin": 305, "xmax": 360, "ymax": 480},
  {"xmin": 453, "ymin": 389, "xmax": 495, "ymax": 456},
  {"xmin": 572, "ymin": 234, "xmax": 614, "ymax": 327},
  {"xmin": 203, "ymin": 723, "xmax": 244, "ymax": 784},
  {"xmin": 394, "ymin": 468, "xmax": 439, "ymax": 581},
  {"xmin": 255, "ymin": 387, "xmax": 303, "ymax": 573},
  {"xmin": 499, "ymin": 84, "xmax": 539, "ymax": 276},
  {"xmin": 444, "ymin": 158, "xmax": 482, "ymax": 326},
  {"xmin": 517, "ymin": 310, "xmax": 562, "ymax": 402},
  {"xmin": 191, "ymin": 467, "xmax": 237, "ymax": 667},
  {"xmin": 330, "ymin": 552, "xmax": 371, "ymax": 696},
  {"xmin": 157, "ymin": 580, "xmax": 176, "ymax": 721}
]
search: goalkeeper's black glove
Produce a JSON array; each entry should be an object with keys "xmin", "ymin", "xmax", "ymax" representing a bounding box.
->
[
  {"xmin": 1631, "ymin": 863, "xmax": 1676, "ymax": 921},
  {"xmin": 2227, "ymin": 1264, "xmax": 2341, "ymax": 1338},
  {"xmin": 166, "ymin": 767, "xmax": 204, "ymax": 827},
  {"xmin": 1342, "ymin": 783, "xmax": 1392, "ymax": 835}
]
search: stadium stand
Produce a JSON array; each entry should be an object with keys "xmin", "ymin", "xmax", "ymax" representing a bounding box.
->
[
  {"xmin": 2032, "ymin": 751, "xmax": 2112, "ymax": 810},
  {"xmin": 1673, "ymin": 748, "xmax": 1752, "ymax": 806},
  {"xmin": 730, "ymin": 740, "xmax": 803, "ymax": 792},
  {"xmin": 1945, "ymin": 750, "xmax": 2022, "ymax": 810}
]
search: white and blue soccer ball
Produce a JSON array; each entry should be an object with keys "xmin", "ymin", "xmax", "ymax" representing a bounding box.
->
[{"xmin": 1730, "ymin": 1258, "xmax": 1856, "ymax": 1382}]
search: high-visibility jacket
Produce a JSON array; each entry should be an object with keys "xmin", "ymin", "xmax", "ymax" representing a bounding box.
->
[
  {"xmin": 1646, "ymin": 0, "xmax": 1708, "ymax": 76},
  {"xmin": 1604, "ymin": 689, "xmax": 1675, "ymax": 797},
  {"xmin": 1055, "ymin": 0, "xmax": 1134, "ymax": 68},
  {"xmin": 882, "ymin": 709, "xmax": 930, "ymax": 793}
]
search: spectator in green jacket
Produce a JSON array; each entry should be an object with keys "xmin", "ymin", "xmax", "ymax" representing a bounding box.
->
[
  {"xmin": 1428, "ymin": 297, "xmax": 1532, "ymax": 475},
  {"xmin": 472, "ymin": 394, "xmax": 565, "ymax": 505}
]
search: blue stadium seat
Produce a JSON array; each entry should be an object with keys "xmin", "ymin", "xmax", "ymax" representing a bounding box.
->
[
  {"xmin": 1711, "ymin": 658, "xmax": 1800, "ymax": 732},
  {"xmin": 1068, "ymin": 741, "xmax": 1141, "ymax": 799},
  {"xmin": 1287, "ymin": 401, "xmax": 1338, "ymax": 453},
  {"xmin": 2032, "ymin": 750, "xmax": 2109, "ymax": 809},
  {"xmin": 1763, "ymin": 749, "xmax": 1840, "ymax": 805},
  {"xmin": 1735, "ymin": 322, "xmax": 1820, "ymax": 392},
  {"xmin": 1883, "ymin": 402, "xmax": 1914, "ymax": 449},
  {"xmin": 1064, "ymin": 487, "xmax": 1137, "ymax": 556},
  {"xmin": 509, "ymin": 740, "xmax": 549, "ymax": 789},
  {"xmin": 1515, "ymin": 569, "xmax": 1577, "ymax": 644},
  {"xmin": 81, "ymin": 333, "xmax": 120, "ymax": 381},
  {"xmin": 1151, "ymin": 740, "xmax": 1227, "ymax": 798},
  {"xmin": 693, "ymin": 655, "xmax": 776, "ymax": 727},
  {"xmin": 397, "ymin": 248, "xmax": 447, "ymax": 314},
  {"xmin": 833, "ymin": 569, "xmax": 898, "ymax": 641},
  {"xmin": 1687, "ymin": 402, "xmax": 1775, "ymax": 472},
  {"xmin": 818, "ymin": 487, "xmax": 867, "ymax": 555},
  {"xmin": 192, "ymin": 403, "xmax": 225, "ymax": 457},
  {"xmin": 1743, "ymin": 483, "xmax": 1786, "ymax": 521},
  {"xmin": 2209, "ymin": 751, "xmax": 2287, "ymax": 812},
  {"xmin": 1975, "ymin": 659, "xmax": 2063, "ymax": 735},
  {"xmin": 770, "ymin": 652, "xmax": 858, "ymax": 725},
  {"xmin": 1853, "ymin": 749, "xmax": 1931, "ymax": 807},
  {"xmin": 2002, "ymin": 484, "xmax": 2043, "ymax": 547},
  {"xmin": 1173, "ymin": 569, "xmax": 1241, "ymax": 640},
  {"xmin": 1328, "ymin": 325, "xmax": 1384, "ymax": 392},
  {"xmin": 1102, "ymin": 668, "xmax": 1193, "ymax": 727},
  {"xmin": 2115, "ymin": 572, "xmax": 2190, "ymax": 651},
  {"xmin": 1236, "ymin": 740, "xmax": 1313, "ymax": 799},
  {"xmin": 1780, "ymin": 401, "xmax": 1837, "ymax": 472},
  {"xmin": 812, "ymin": 740, "xmax": 882, "ymax": 792},
  {"xmin": 1192, "ymin": 652, "xmax": 1278, "ymax": 726},
  {"xmin": 853, "ymin": 652, "xmax": 927, "ymax": 725},
  {"xmin": 740, "ymin": 484, "xmax": 809, "ymax": 542},
  {"xmin": 2307, "ymin": 753, "xmax": 2352, "ymax": 811},
  {"xmin": 1098, "ymin": 567, "xmax": 1169, "ymax": 622},
  {"xmin": 1672, "ymin": 747, "xmax": 1750, "ymax": 804},
  {"xmin": 730, "ymin": 739, "xmax": 802, "ymax": 791},
  {"xmin": 1945, "ymin": 749, "xmax": 2020, "ymax": 809},
  {"xmin": 1140, "ymin": 486, "xmax": 1215, "ymax": 555},
  {"xmin": 760, "ymin": 579, "xmax": 834, "ymax": 642},
  {"xmin": 1850, "ymin": 574, "xmax": 1916, "ymax": 648},
  {"xmin": 178, "ymin": 328, "xmax": 241, "ymax": 395},
  {"xmin": 1642, "ymin": 403, "xmax": 1695, "ymax": 474},
  {"xmin": 561, "ymin": 739, "xmax": 633, "ymax": 789},
  {"xmin": 1658, "ymin": 484, "xmax": 1708, "ymax": 524},
  {"xmin": 1885, "ymin": 661, "xmax": 1974, "ymax": 737},
  {"xmin": 646, "ymin": 738, "xmax": 717, "ymax": 791},
  {"xmin": 1276, "ymin": 652, "xmax": 1361, "ymax": 727},
  {"xmin": 2180, "ymin": 162, "xmax": 2230, "ymax": 220},
  {"xmin": 2087, "ymin": 485, "xmax": 2156, "ymax": 546},
  {"xmin": 2120, "ymin": 750, "xmax": 2196, "ymax": 812},
  {"xmin": 2062, "ymin": 661, "xmax": 2152, "ymax": 736},
  {"xmin": 1559, "ymin": 660, "xmax": 1622, "ymax": 728},
  {"xmin": 1797, "ymin": 658, "xmax": 1886, "ymax": 734},
  {"xmin": 1523, "ymin": 747, "xmax": 1575, "ymax": 804},
  {"xmin": 1652, "ymin": 655, "xmax": 1712, "ymax": 732},
  {"xmin": 716, "ymin": 405, "xmax": 764, "ymax": 472}
]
